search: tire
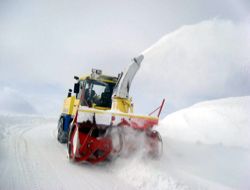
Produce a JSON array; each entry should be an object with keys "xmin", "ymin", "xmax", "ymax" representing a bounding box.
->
[{"xmin": 57, "ymin": 117, "xmax": 68, "ymax": 144}]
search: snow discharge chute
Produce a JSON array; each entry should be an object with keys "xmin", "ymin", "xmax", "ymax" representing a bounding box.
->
[{"xmin": 112, "ymin": 54, "xmax": 144, "ymax": 99}]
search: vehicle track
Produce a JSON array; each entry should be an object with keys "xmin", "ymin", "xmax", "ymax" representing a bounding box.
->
[{"xmin": 0, "ymin": 117, "xmax": 134, "ymax": 190}]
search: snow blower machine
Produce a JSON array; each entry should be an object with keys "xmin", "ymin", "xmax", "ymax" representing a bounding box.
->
[{"xmin": 57, "ymin": 55, "xmax": 165, "ymax": 164}]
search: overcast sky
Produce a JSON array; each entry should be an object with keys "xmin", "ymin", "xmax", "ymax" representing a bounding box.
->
[{"xmin": 0, "ymin": 0, "xmax": 249, "ymax": 116}]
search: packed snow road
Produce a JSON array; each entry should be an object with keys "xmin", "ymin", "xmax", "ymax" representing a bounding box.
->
[
  {"xmin": 0, "ymin": 116, "xmax": 135, "ymax": 190},
  {"xmin": 0, "ymin": 97, "xmax": 249, "ymax": 190}
]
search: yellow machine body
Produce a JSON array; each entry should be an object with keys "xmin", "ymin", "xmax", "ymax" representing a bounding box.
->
[{"xmin": 61, "ymin": 73, "xmax": 120, "ymax": 117}]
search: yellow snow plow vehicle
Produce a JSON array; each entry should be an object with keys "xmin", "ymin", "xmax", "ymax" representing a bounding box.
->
[{"xmin": 57, "ymin": 55, "xmax": 165, "ymax": 163}]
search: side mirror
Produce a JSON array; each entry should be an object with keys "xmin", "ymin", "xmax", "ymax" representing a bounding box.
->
[
  {"xmin": 67, "ymin": 89, "xmax": 72, "ymax": 97},
  {"xmin": 74, "ymin": 76, "xmax": 79, "ymax": 80},
  {"xmin": 74, "ymin": 82, "xmax": 80, "ymax": 94}
]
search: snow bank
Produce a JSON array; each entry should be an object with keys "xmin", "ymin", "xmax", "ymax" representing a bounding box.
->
[{"xmin": 158, "ymin": 96, "xmax": 250, "ymax": 148}]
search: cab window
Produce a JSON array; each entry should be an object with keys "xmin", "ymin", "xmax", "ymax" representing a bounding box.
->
[{"xmin": 81, "ymin": 79, "xmax": 115, "ymax": 108}]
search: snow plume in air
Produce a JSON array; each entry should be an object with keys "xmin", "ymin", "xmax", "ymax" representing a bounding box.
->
[
  {"xmin": 109, "ymin": 127, "xmax": 189, "ymax": 190},
  {"xmin": 133, "ymin": 19, "xmax": 250, "ymax": 114},
  {"xmin": 108, "ymin": 127, "xmax": 189, "ymax": 190},
  {"xmin": 110, "ymin": 126, "xmax": 148, "ymax": 158}
]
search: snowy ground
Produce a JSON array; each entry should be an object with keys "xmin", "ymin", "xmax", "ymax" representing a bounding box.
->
[{"xmin": 0, "ymin": 96, "xmax": 249, "ymax": 190}]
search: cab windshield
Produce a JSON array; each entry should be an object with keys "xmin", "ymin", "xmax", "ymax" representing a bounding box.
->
[{"xmin": 82, "ymin": 79, "xmax": 115, "ymax": 108}]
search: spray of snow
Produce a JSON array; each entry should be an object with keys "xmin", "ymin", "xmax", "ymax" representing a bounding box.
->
[{"xmin": 133, "ymin": 19, "xmax": 250, "ymax": 114}]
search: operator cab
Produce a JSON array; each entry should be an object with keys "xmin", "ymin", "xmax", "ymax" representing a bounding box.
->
[
  {"xmin": 79, "ymin": 79, "xmax": 115, "ymax": 108},
  {"xmin": 73, "ymin": 69, "xmax": 117, "ymax": 109}
]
